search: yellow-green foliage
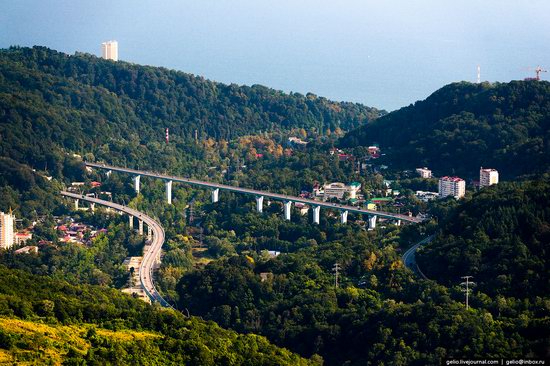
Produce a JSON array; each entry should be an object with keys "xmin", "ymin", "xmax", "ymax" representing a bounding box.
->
[{"xmin": 0, "ymin": 317, "xmax": 159, "ymax": 365}]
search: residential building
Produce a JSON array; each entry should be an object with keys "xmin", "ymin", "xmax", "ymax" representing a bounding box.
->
[
  {"xmin": 438, "ymin": 176, "xmax": 466, "ymax": 199},
  {"xmin": 338, "ymin": 153, "xmax": 352, "ymax": 162},
  {"xmin": 15, "ymin": 232, "xmax": 33, "ymax": 245},
  {"xmin": 415, "ymin": 191, "xmax": 439, "ymax": 202},
  {"xmin": 101, "ymin": 40, "xmax": 118, "ymax": 61},
  {"xmin": 295, "ymin": 203, "xmax": 310, "ymax": 216},
  {"xmin": 267, "ymin": 251, "xmax": 280, "ymax": 258},
  {"xmin": 480, "ymin": 168, "xmax": 499, "ymax": 187},
  {"xmin": 288, "ymin": 137, "xmax": 308, "ymax": 147},
  {"xmin": 14, "ymin": 246, "xmax": 38, "ymax": 255},
  {"xmin": 323, "ymin": 182, "xmax": 362, "ymax": 200},
  {"xmin": 0, "ymin": 211, "xmax": 16, "ymax": 249},
  {"xmin": 368, "ymin": 145, "xmax": 380, "ymax": 158},
  {"xmin": 416, "ymin": 167, "xmax": 432, "ymax": 178}
]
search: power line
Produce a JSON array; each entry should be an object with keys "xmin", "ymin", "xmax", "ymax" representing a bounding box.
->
[
  {"xmin": 460, "ymin": 276, "xmax": 475, "ymax": 310},
  {"xmin": 332, "ymin": 263, "xmax": 341, "ymax": 289}
]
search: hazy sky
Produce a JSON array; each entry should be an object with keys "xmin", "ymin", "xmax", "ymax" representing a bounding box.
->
[{"xmin": 2, "ymin": 0, "xmax": 549, "ymax": 110}]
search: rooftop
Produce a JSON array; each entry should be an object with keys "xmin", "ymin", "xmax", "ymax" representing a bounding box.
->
[{"xmin": 440, "ymin": 176, "xmax": 464, "ymax": 182}]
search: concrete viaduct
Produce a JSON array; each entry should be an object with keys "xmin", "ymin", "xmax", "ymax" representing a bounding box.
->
[
  {"xmin": 86, "ymin": 162, "xmax": 424, "ymax": 228},
  {"xmin": 61, "ymin": 191, "xmax": 173, "ymax": 308}
]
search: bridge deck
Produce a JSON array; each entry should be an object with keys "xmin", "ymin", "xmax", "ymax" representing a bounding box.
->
[
  {"xmin": 85, "ymin": 162, "xmax": 424, "ymax": 223},
  {"xmin": 60, "ymin": 191, "xmax": 172, "ymax": 308}
]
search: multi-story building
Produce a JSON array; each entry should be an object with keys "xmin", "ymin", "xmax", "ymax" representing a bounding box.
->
[
  {"xmin": 101, "ymin": 40, "xmax": 118, "ymax": 61},
  {"xmin": 438, "ymin": 176, "xmax": 465, "ymax": 199},
  {"xmin": 479, "ymin": 168, "xmax": 499, "ymax": 187},
  {"xmin": 0, "ymin": 211, "xmax": 16, "ymax": 250},
  {"xmin": 323, "ymin": 182, "xmax": 362, "ymax": 200},
  {"xmin": 416, "ymin": 167, "xmax": 432, "ymax": 178},
  {"xmin": 15, "ymin": 232, "xmax": 33, "ymax": 245}
]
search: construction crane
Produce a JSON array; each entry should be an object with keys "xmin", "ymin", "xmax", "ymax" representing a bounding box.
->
[{"xmin": 524, "ymin": 66, "xmax": 547, "ymax": 81}]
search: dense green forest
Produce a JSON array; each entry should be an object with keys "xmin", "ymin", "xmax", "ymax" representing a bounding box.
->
[
  {"xmin": 417, "ymin": 177, "xmax": 550, "ymax": 299},
  {"xmin": 341, "ymin": 81, "xmax": 550, "ymax": 179},
  {"xmin": 0, "ymin": 46, "xmax": 380, "ymax": 177},
  {"xmin": 0, "ymin": 266, "xmax": 316, "ymax": 365},
  {"xmin": 173, "ymin": 197, "xmax": 549, "ymax": 365}
]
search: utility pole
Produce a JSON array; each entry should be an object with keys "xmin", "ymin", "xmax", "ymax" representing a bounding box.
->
[
  {"xmin": 460, "ymin": 276, "xmax": 475, "ymax": 310},
  {"xmin": 333, "ymin": 263, "xmax": 340, "ymax": 289}
]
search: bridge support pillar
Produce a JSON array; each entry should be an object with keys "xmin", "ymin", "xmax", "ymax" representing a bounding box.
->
[
  {"xmin": 211, "ymin": 188, "xmax": 219, "ymax": 203},
  {"xmin": 284, "ymin": 201, "xmax": 292, "ymax": 221},
  {"xmin": 147, "ymin": 225, "xmax": 153, "ymax": 241},
  {"xmin": 165, "ymin": 180, "xmax": 172, "ymax": 204},
  {"xmin": 74, "ymin": 199, "xmax": 79, "ymax": 211},
  {"xmin": 256, "ymin": 196, "xmax": 264, "ymax": 213},
  {"xmin": 368, "ymin": 215, "xmax": 377, "ymax": 230},
  {"xmin": 138, "ymin": 219, "xmax": 144, "ymax": 236},
  {"xmin": 90, "ymin": 203, "xmax": 95, "ymax": 212},
  {"xmin": 396, "ymin": 219, "xmax": 401, "ymax": 226},
  {"xmin": 129, "ymin": 215, "xmax": 134, "ymax": 229},
  {"xmin": 134, "ymin": 175, "xmax": 141, "ymax": 194},
  {"xmin": 106, "ymin": 170, "xmax": 112, "ymax": 178},
  {"xmin": 312, "ymin": 206, "xmax": 320, "ymax": 224},
  {"xmin": 340, "ymin": 210, "xmax": 348, "ymax": 224}
]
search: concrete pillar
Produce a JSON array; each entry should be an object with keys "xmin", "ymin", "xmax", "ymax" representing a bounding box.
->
[
  {"xmin": 165, "ymin": 180, "xmax": 172, "ymax": 204},
  {"xmin": 138, "ymin": 220, "xmax": 144, "ymax": 236},
  {"xmin": 368, "ymin": 215, "xmax": 377, "ymax": 230},
  {"xmin": 211, "ymin": 188, "xmax": 219, "ymax": 203},
  {"xmin": 397, "ymin": 219, "xmax": 402, "ymax": 226},
  {"xmin": 312, "ymin": 206, "xmax": 320, "ymax": 225},
  {"xmin": 106, "ymin": 170, "xmax": 112, "ymax": 178},
  {"xmin": 129, "ymin": 215, "xmax": 134, "ymax": 229},
  {"xmin": 147, "ymin": 226, "xmax": 153, "ymax": 241},
  {"xmin": 74, "ymin": 199, "xmax": 79, "ymax": 210},
  {"xmin": 284, "ymin": 201, "xmax": 292, "ymax": 221},
  {"xmin": 340, "ymin": 210, "xmax": 348, "ymax": 224},
  {"xmin": 90, "ymin": 203, "xmax": 95, "ymax": 212},
  {"xmin": 134, "ymin": 175, "xmax": 141, "ymax": 194},
  {"xmin": 256, "ymin": 196, "xmax": 264, "ymax": 213}
]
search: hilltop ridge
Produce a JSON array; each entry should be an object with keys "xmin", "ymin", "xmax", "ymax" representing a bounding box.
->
[{"xmin": 341, "ymin": 80, "xmax": 550, "ymax": 179}]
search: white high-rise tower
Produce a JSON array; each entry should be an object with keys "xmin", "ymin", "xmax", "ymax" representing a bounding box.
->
[
  {"xmin": 101, "ymin": 40, "xmax": 118, "ymax": 61},
  {"xmin": 479, "ymin": 168, "xmax": 499, "ymax": 187},
  {"xmin": 0, "ymin": 211, "xmax": 16, "ymax": 250}
]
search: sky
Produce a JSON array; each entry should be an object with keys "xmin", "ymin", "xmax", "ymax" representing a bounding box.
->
[{"xmin": 1, "ymin": 0, "xmax": 550, "ymax": 111}]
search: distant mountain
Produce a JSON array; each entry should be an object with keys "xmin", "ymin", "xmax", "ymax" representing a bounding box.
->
[
  {"xmin": 416, "ymin": 177, "xmax": 550, "ymax": 298},
  {"xmin": 340, "ymin": 81, "xmax": 550, "ymax": 179}
]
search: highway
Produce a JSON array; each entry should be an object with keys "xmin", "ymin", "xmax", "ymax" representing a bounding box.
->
[
  {"xmin": 60, "ymin": 191, "xmax": 172, "ymax": 307},
  {"xmin": 402, "ymin": 235, "xmax": 434, "ymax": 279},
  {"xmin": 85, "ymin": 162, "xmax": 424, "ymax": 224}
]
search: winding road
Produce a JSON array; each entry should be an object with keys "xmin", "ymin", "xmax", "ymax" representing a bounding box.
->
[
  {"xmin": 60, "ymin": 191, "xmax": 173, "ymax": 307},
  {"xmin": 402, "ymin": 235, "xmax": 434, "ymax": 279}
]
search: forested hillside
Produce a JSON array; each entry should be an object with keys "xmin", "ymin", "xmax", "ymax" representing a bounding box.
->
[
  {"xmin": 341, "ymin": 81, "xmax": 550, "ymax": 179},
  {"xmin": 173, "ymin": 197, "xmax": 549, "ymax": 365},
  {"xmin": 0, "ymin": 266, "xmax": 316, "ymax": 365},
  {"xmin": 0, "ymin": 46, "xmax": 380, "ymax": 174},
  {"xmin": 0, "ymin": 45, "xmax": 380, "ymax": 218},
  {"xmin": 417, "ymin": 177, "xmax": 550, "ymax": 298}
]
